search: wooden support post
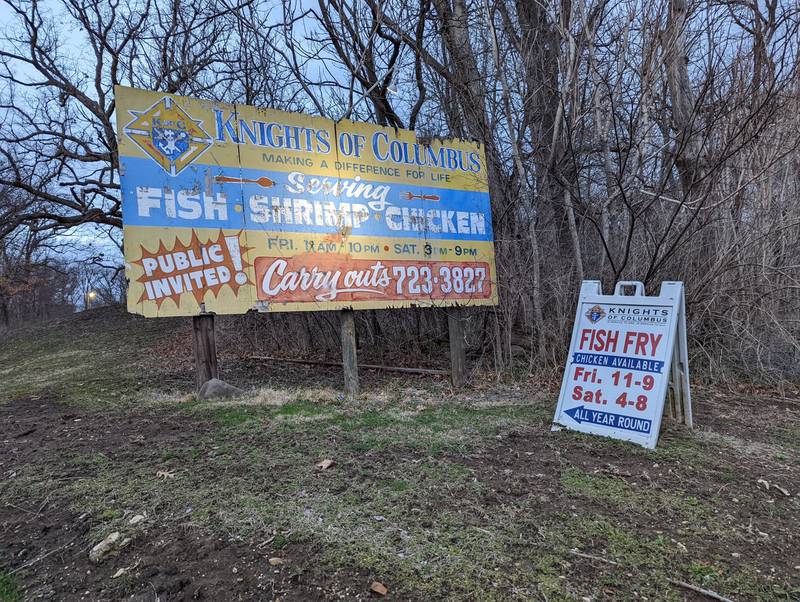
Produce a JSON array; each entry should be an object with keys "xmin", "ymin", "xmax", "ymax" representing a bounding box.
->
[
  {"xmin": 192, "ymin": 314, "xmax": 218, "ymax": 390},
  {"xmin": 340, "ymin": 309, "xmax": 359, "ymax": 398},
  {"xmin": 448, "ymin": 307, "xmax": 467, "ymax": 388}
]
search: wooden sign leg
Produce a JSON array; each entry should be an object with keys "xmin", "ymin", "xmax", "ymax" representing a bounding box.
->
[
  {"xmin": 448, "ymin": 307, "xmax": 467, "ymax": 388},
  {"xmin": 192, "ymin": 314, "xmax": 218, "ymax": 390},
  {"xmin": 340, "ymin": 309, "xmax": 359, "ymax": 398}
]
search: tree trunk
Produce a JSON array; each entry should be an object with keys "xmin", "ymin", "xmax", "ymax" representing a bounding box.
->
[{"xmin": 665, "ymin": 0, "xmax": 701, "ymax": 197}]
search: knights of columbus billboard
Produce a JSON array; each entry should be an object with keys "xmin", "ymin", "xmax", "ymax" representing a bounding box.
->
[{"xmin": 115, "ymin": 86, "xmax": 498, "ymax": 316}]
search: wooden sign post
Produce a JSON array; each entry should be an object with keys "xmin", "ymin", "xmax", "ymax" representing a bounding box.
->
[
  {"xmin": 335, "ymin": 306, "xmax": 467, "ymax": 398},
  {"xmin": 447, "ymin": 307, "xmax": 467, "ymax": 388},
  {"xmin": 340, "ymin": 309, "xmax": 359, "ymax": 398},
  {"xmin": 192, "ymin": 313, "xmax": 218, "ymax": 390}
]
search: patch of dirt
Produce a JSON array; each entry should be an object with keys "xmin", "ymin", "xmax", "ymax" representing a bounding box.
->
[
  {"xmin": 0, "ymin": 398, "xmax": 383, "ymax": 601},
  {"xmin": 691, "ymin": 387, "xmax": 800, "ymax": 443},
  {"xmin": 2, "ymin": 396, "xmax": 205, "ymax": 464}
]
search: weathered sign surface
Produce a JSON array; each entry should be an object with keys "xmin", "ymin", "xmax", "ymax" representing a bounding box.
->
[
  {"xmin": 115, "ymin": 86, "xmax": 498, "ymax": 316},
  {"xmin": 552, "ymin": 281, "xmax": 691, "ymax": 449}
]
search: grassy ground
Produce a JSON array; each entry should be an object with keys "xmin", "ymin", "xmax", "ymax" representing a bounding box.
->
[{"xmin": 1, "ymin": 306, "xmax": 799, "ymax": 601}]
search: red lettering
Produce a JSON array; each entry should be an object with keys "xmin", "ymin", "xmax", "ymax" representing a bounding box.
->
[
  {"xmin": 579, "ymin": 328, "xmax": 619, "ymax": 352},
  {"xmin": 607, "ymin": 329, "xmax": 619, "ymax": 351},
  {"xmin": 623, "ymin": 331, "xmax": 637, "ymax": 354},
  {"xmin": 649, "ymin": 334, "xmax": 663, "ymax": 355},
  {"xmin": 622, "ymin": 331, "xmax": 665, "ymax": 356},
  {"xmin": 635, "ymin": 333, "xmax": 648, "ymax": 355}
]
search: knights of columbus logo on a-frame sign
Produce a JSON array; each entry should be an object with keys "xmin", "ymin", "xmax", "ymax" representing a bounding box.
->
[
  {"xmin": 123, "ymin": 96, "xmax": 213, "ymax": 176},
  {"xmin": 585, "ymin": 305, "xmax": 606, "ymax": 323}
]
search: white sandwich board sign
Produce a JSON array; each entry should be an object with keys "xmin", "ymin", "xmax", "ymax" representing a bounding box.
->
[{"xmin": 552, "ymin": 280, "xmax": 692, "ymax": 449}]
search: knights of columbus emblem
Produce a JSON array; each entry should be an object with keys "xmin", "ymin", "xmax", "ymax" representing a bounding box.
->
[
  {"xmin": 124, "ymin": 96, "xmax": 212, "ymax": 176},
  {"xmin": 585, "ymin": 305, "xmax": 606, "ymax": 323}
]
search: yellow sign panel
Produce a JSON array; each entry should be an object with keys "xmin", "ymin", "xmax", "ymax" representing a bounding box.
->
[{"xmin": 115, "ymin": 86, "xmax": 498, "ymax": 316}]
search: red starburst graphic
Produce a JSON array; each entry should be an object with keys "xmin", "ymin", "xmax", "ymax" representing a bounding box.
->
[{"xmin": 134, "ymin": 230, "xmax": 253, "ymax": 308}]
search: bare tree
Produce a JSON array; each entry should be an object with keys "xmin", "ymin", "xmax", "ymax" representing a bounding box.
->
[
  {"xmin": 0, "ymin": 0, "xmax": 240, "ymax": 236},
  {"xmin": 1, "ymin": 0, "xmax": 798, "ymax": 381}
]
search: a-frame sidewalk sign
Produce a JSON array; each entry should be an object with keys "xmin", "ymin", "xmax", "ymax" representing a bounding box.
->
[{"xmin": 552, "ymin": 280, "xmax": 692, "ymax": 449}]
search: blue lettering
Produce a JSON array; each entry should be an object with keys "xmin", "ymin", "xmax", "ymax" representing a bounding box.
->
[
  {"xmin": 456, "ymin": 150, "xmax": 467, "ymax": 171},
  {"xmin": 285, "ymin": 126, "xmax": 301, "ymax": 150},
  {"xmin": 214, "ymin": 109, "xmax": 240, "ymax": 144},
  {"xmin": 316, "ymin": 130, "xmax": 331, "ymax": 153},
  {"xmin": 412, "ymin": 143, "xmax": 424, "ymax": 166},
  {"xmin": 239, "ymin": 120, "xmax": 258, "ymax": 144},
  {"xmin": 446, "ymin": 148, "xmax": 458, "ymax": 170},
  {"xmin": 469, "ymin": 152, "xmax": 481, "ymax": 172},
  {"xmin": 372, "ymin": 131, "xmax": 389, "ymax": 161},
  {"xmin": 339, "ymin": 131, "xmax": 354, "ymax": 156},
  {"xmin": 390, "ymin": 140, "xmax": 403, "ymax": 163},
  {"xmin": 266, "ymin": 123, "xmax": 283, "ymax": 148},
  {"xmin": 427, "ymin": 146, "xmax": 445, "ymax": 168},
  {"xmin": 257, "ymin": 122, "xmax": 269, "ymax": 146},
  {"xmin": 401, "ymin": 141, "xmax": 412, "ymax": 164}
]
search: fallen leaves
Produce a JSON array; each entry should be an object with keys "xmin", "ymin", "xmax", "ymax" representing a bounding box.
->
[
  {"xmin": 757, "ymin": 478, "xmax": 791, "ymax": 496},
  {"xmin": 268, "ymin": 557, "xmax": 284, "ymax": 566},
  {"xmin": 156, "ymin": 470, "xmax": 176, "ymax": 479},
  {"xmin": 315, "ymin": 459, "xmax": 335, "ymax": 470},
  {"xmin": 370, "ymin": 581, "xmax": 388, "ymax": 596}
]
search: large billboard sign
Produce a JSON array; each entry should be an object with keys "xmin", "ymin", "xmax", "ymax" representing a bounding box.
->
[{"xmin": 115, "ymin": 86, "xmax": 498, "ymax": 316}]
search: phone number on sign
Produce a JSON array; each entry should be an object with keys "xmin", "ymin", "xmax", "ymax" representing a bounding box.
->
[
  {"xmin": 254, "ymin": 254, "xmax": 492, "ymax": 303},
  {"xmin": 392, "ymin": 264, "xmax": 487, "ymax": 296}
]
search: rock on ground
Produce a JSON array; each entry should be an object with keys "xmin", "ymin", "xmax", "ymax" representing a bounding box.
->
[
  {"xmin": 197, "ymin": 378, "xmax": 244, "ymax": 400},
  {"xmin": 89, "ymin": 531, "xmax": 120, "ymax": 563}
]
